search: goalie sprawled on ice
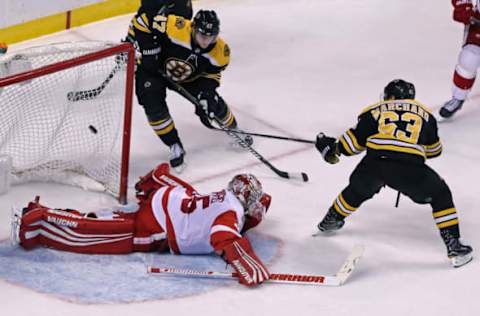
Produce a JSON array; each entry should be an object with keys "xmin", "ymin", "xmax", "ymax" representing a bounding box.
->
[{"xmin": 12, "ymin": 163, "xmax": 271, "ymax": 287}]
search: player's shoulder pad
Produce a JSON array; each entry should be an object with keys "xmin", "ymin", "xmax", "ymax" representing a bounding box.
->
[
  {"xmin": 203, "ymin": 38, "xmax": 230, "ymax": 68},
  {"xmin": 409, "ymin": 99, "xmax": 433, "ymax": 115},
  {"xmin": 132, "ymin": 12, "xmax": 153, "ymax": 34},
  {"xmin": 358, "ymin": 101, "xmax": 383, "ymax": 116},
  {"xmin": 359, "ymin": 99, "xmax": 433, "ymax": 116},
  {"xmin": 165, "ymin": 15, "xmax": 192, "ymax": 48}
]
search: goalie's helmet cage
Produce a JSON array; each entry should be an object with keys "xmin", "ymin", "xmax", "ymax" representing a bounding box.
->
[
  {"xmin": 227, "ymin": 174, "xmax": 263, "ymax": 211},
  {"xmin": 192, "ymin": 10, "xmax": 220, "ymax": 36},
  {"xmin": 383, "ymin": 79, "xmax": 416, "ymax": 100}
]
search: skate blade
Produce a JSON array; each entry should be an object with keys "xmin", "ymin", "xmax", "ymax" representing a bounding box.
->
[
  {"xmin": 312, "ymin": 228, "xmax": 337, "ymax": 237},
  {"xmin": 451, "ymin": 253, "xmax": 473, "ymax": 268},
  {"xmin": 10, "ymin": 206, "xmax": 22, "ymax": 245},
  {"xmin": 172, "ymin": 162, "xmax": 187, "ymax": 174},
  {"xmin": 436, "ymin": 115, "xmax": 454, "ymax": 124}
]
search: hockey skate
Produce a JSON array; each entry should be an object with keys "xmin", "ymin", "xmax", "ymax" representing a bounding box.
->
[
  {"xmin": 169, "ymin": 143, "xmax": 186, "ymax": 173},
  {"xmin": 317, "ymin": 207, "xmax": 345, "ymax": 233},
  {"xmin": 441, "ymin": 230, "xmax": 473, "ymax": 268},
  {"xmin": 439, "ymin": 98, "xmax": 464, "ymax": 119}
]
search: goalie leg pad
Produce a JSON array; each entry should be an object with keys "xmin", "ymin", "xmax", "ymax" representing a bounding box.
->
[
  {"xmin": 132, "ymin": 193, "xmax": 168, "ymax": 252},
  {"xmin": 19, "ymin": 206, "xmax": 135, "ymax": 254}
]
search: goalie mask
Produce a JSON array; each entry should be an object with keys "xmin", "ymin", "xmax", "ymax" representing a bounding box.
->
[{"xmin": 227, "ymin": 174, "xmax": 271, "ymax": 222}]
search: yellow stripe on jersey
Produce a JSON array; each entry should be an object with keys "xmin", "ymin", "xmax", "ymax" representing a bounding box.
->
[
  {"xmin": 166, "ymin": 15, "xmax": 192, "ymax": 49},
  {"xmin": 347, "ymin": 130, "xmax": 364, "ymax": 151},
  {"xmin": 133, "ymin": 15, "xmax": 151, "ymax": 34},
  {"xmin": 128, "ymin": 26, "xmax": 135, "ymax": 37},
  {"xmin": 367, "ymin": 134, "xmax": 426, "ymax": 157},
  {"xmin": 433, "ymin": 208, "xmax": 459, "ymax": 229},
  {"xmin": 367, "ymin": 142, "xmax": 425, "ymax": 157},
  {"xmin": 202, "ymin": 38, "xmax": 230, "ymax": 68},
  {"xmin": 424, "ymin": 140, "xmax": 442, "ymax": 157},
  {"xmin": 339, "ymin": 129, "xmax": 365, "ymax": 156},
  {"xmin": 339, "ymin": 136, "xmax": 354, "ymax": 156}
]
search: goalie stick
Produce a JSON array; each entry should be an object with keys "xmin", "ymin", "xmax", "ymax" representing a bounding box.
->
[
  {"xmin": 66, "ymin": 58, "xmax": 123, "ymax": 102},
  {"xmin": 159, "ymin": 71, "xmax": 308, "ymax": 182},
  {"xmin": 148, "ymin": 244, "xmax": 364, "ymax": 286}
]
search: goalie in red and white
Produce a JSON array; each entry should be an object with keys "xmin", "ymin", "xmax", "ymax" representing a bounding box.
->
[
  {"xmin": 440, "ymin": 0, "xmax": 480, "ymax": 118},
  {"xmin": 12, "ymin": 163, "xmax": 271, "ymax": 287}
]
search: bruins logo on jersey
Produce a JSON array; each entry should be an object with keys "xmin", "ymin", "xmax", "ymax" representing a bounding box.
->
[
  {"xmin": 175, "ymin": 17, "xmax": 186, "ymax": 30},
  {"xmin": 224, "ymin": 44, "xmax": 231, "ymax": 57},
  {"xmin": 165, "ymin": 58, "xmax": 194, "ymax": 82}
]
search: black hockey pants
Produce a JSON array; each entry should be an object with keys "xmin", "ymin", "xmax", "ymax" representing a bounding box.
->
[{"xmin": 335, "ymin": 155, "xmax": 460, "ymax": 237}]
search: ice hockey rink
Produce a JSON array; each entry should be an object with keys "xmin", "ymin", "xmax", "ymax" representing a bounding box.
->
[{"xmin": 1, "ymin": 0, "xmax": 480, "ymax": 315}]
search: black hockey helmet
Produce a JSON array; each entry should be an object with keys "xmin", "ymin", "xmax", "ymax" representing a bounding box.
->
[
  {"xmin": 383, "ymin": 79, "xmax": 415, "ymax": 100},
  {"xmin": 192, "ymin": 10, "xmax": 220, "ymax": 36}
]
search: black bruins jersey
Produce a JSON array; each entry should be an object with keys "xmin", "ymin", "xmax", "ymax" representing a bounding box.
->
[
  {"xmin": 338, "ymin": 99, "xmax": 442, "ymax": 163},
  {"xmin": 140, "ymin": 0, "xmax": 192, "ymax": 19},
  {"xmin": 128, "ymin": 12, "xmax": 230, "ymax": 87}
]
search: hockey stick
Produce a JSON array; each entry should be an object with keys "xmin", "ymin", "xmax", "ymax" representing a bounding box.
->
[
  {"xmin": 148, "ymin": 244, "xmax": 364, "ymax": 286},
  {"xmin": 159, "ymin": 72, "xmax": 309, "ymax": 182},
  {"xmin": 67, "ymin": 59, "xmax": 123, "ymax": 102},
  {"xmin": 213, "ymin": 127, "xmax": 315, "ymax": 144},
  {"xmin": 395, "ymin": 191, "xmax": 401, "ymax": 208}
]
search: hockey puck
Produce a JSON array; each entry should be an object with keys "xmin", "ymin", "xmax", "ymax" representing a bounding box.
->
[{"xmin": 88, "ymin": 125, "xmax": 98, "ymax": 134}]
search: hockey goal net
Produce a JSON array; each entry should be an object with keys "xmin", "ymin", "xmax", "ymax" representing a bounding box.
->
[{"xmin": 0, "ymin": 42, "xmax": 135, "ymax": 204}]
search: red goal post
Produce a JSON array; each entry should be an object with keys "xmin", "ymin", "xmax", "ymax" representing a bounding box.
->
[{"xmin": 0, "ymin": 42, "xmax": 135, "ymax": 204}]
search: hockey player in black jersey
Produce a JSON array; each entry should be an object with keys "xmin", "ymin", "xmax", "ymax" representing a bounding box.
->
[
  {"xmin": 126, "ymin": 6, "xmax": 252, "ymax": 172},
  {"xmin": 137, "ymin": 0, "xmax": 193, "ymax": 20},
  {"xmin": 314, "ymin": 79, "xmax": 473, "ymax": 268}
]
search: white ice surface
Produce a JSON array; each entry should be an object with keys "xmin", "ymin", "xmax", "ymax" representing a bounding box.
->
[{"xmin": 1, "ymin": 0, "xmax": 480, "ymax": 315}]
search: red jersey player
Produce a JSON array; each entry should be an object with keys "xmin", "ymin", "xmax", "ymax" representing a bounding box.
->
[
  {"xmin": 440, "ymin": 0, "xmax": 480, "ymax": 118},
  {"xmin": 12, "ymin": 163, "xmax": 272, "ymax": 287}
]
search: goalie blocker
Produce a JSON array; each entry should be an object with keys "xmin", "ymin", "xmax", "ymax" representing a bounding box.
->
[{"xmin": 13, "ymin": 163, "xmax": 272, "ymax": 286}]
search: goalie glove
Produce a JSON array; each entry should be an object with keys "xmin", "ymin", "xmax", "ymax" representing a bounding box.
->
[
  {"xmin": 134, "ymin": 163, "xmax": 197, "ymax": 201},
  {"xmin": 452, "ymin": 0, "xmax": 473, "ymax": 25},
  {"xmin": 221, "ymin": 237, "xmax": 270, "ymax": 286},
  {"xmin": 315, "ymin": 132, "xmax": 340, "ymax": 164}
]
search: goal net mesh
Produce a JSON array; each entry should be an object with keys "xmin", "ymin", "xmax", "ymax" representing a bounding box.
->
[{"xmin": 0, "ymin": 42, "xmax": 133, "ymax": 202}]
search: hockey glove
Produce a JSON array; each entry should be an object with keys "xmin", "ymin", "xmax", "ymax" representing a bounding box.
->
[
  {"xmin": 452, "ymin": 0, "xmax": 473, "ymax": 24},
  {"xmin": 197, "ymin": 90, "xmax": 219, "ymax": 120},
  {"xmin": 315, "ymin": 132, "xmax": 340, "ymax": 164},
  {"xmin": 193, "ymin": 91, "xmax": 219, "ymax": 129},
  {"xmin": 221, "ymin": 237, "xmax": 270, "ymax": 286}
]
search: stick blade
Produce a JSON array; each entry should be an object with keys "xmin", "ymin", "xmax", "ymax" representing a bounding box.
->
[
  {"xmin": 335, "ymin": 244, "xmax": 365, "ymax": 285},
  {"xmin": 284, "ymin": 172, "xmax": 309, "ymax": 182}
]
